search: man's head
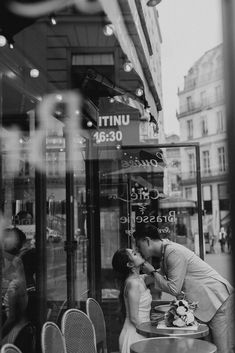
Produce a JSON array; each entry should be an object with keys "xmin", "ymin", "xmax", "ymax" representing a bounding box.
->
[{"xmin": 133, "ymin": 224, "xmax": 162, "ymax": 259}]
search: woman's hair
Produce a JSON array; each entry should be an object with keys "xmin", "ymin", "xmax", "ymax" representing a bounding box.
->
[
  {"xmin": 3, "ymin": 227, "xmax": 26, "ymax": 255},
  {"xmin": 112, "ymin": 248, "xmax": 132, "ymax": 318}
]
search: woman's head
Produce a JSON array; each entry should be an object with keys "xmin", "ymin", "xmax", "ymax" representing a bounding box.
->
[
  {"xmin": 112, "ymin": 248, "xmax": 144, "ymax": 277},
  {"xmin": 3, "ymin": 228, "xmax": 26, "ymax": 255}
]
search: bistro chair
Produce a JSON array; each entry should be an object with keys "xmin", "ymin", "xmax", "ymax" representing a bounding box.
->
[
  {"xmin": 1, "ymin": 344, "xmax": 22, "ymax": 353},
  {"xmin": 61, "ymin": 309, "xmax": 96, "ymax": 353},
  {"xmin": 56, "ymin": 300, "xmax": 67, "ymax": 327},
  {"xmin": 86, "ymin": 298, "xmax": 107, "ymax": 353},
  {"xmin": 1, "ymin": 321, "xmax": 35, "ymax": 353},
  {"xmin": 41, "ymin": 321, "xmax": 66, "ymax": 353}
]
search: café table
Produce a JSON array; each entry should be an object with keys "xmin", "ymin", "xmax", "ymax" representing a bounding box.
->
[
  {"xmin": 130, "ymin": 337, "xmax": 217, "ymax": 353},
  {"xmin": 136, "ymin": 322, "xmax": 209, "ymax": 339}
]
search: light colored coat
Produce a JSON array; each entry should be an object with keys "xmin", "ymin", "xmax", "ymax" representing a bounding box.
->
[{"xmin": 154, "ymin": 240, "xmax": 233, "ymax": 322}]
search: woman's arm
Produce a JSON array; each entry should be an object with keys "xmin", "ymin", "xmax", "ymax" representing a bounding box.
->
[
  {"xmin": 126, "ymin": 279, "xmax": 141, "ymax": 327},
  {"xmin": 2, "ymin": 283, "xmax": 18, "ymax": 337}
]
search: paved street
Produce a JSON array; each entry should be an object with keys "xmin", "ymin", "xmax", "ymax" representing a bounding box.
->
[{"xmin": 205, "ymin": 247, "xmax": 233, "ymax": 283}]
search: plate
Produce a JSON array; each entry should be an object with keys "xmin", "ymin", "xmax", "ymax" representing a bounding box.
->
[{"xmin": 154, "ymin": 304, "xmax": 170, "ymax": 313}]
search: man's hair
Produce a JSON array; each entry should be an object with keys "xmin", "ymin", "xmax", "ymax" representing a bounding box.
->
[{"xmin": 133, "ymin": 224, "xmax": 161, "ymax": 242}]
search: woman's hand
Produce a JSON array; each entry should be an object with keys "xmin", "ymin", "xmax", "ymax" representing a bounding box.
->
[{"xmin": 141, "ymin": 261, "xmax": 155, "ymax": 275}]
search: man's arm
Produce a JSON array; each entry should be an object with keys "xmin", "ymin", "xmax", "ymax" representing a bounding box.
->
[{"xmin": 142, "ymin": 249, "xmax": 187, "ymax": 296}]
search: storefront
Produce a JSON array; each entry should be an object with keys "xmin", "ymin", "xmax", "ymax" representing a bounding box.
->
[{"xmin": 0, "ymin": 2, "xmax": 204, "ymax": 352}]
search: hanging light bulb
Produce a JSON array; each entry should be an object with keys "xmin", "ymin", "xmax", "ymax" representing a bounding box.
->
[
  {"xmin": 146, "ymin": 105, "xmax": 151, "ymax": 114},
  {"xmin": 123, "ymin": 60, "xmax": 133, "ymax": 72},
  {"xmin": 50, "ymin": 14, "xmax": 57, "ymax": 25},
  {"xmin": 87, "ymin": 121, "xmax": 93, "ymax": 127},
  {"xmin": 103, "ymin": 23, "xmax": 114, "ymax": 36},
  {"xmin": 109, "ymin": 97, "xmax": 115, "ymax": 103},
  {"xmin": 0, "ymin": 35, "xmax": 7, "ymax": 47},
  {"xmin": 135, "ymin": 88, "xmax": 144, "ymax": 97},
  {"xmin": 30, "ymin": 68, "xmax": 40, "ymax": 78},
  {"xmin": 147, "ymin": 0, "xmax": 162, "ymax": 7}
]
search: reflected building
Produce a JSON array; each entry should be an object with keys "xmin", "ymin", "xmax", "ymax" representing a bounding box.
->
[{"xmin": 177, "ymin": 44, "xmax": 229, "ymax": 239}]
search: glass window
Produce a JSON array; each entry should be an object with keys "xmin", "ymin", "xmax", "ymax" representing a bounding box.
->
[
  {"xmin": 202, "ymin": 150, "xmax": 210, "ymax": 174},
  {"xmin": 218, "ymin": 146, "xmax": 226, "ymax": 172},
  {"xmin": 201, "ymin": 117, "xmax": 208, "ymax": 136},
  {"xmin": 188, "ymin": 153, "xmax": 195, "ymax": 176},
  {"xmin": 200, "ymin": 91, "xmax": 207, "ymax": 106},
  {"xmin": 186, "ymin": 96, "xmax": 192, "ymax": 110},
  {"xmin": 187, "ymin": 120, "xmax": 193, "ymax": 139},
  {"xmin": 217, "ymin": 111, "xmax": 225, "ymax": 132},
  {"xmin": 215, "ymin": 85, "xmax": 222, "ymax": 100}
]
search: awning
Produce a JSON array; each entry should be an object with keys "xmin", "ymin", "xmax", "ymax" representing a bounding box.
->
[
  {"xmin": 99, "ymin": 0, "xmax": 159, "ymax": 118},
  {"xmin": 159, "ymin": 198, "xmax": 196, "ymax": 209}
]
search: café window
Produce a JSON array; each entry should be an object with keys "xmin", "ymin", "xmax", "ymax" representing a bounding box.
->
[{"xmin": 218, "ymin": 184, "xmax": 230, "ymax": 211}]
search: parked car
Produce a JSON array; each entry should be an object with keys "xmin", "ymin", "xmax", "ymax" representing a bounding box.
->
[{"xmin": 46, "ymin": 227, "xmax": 62, "ymax": 243}]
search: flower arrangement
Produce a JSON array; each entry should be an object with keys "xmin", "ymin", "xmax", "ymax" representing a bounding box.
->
[{"xmin": 165, "ymin": 299, "xmax": 198, "ymax": 328}]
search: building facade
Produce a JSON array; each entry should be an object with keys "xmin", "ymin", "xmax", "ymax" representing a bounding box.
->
[{"xmin": 177, "ymin": 44, "xmax": 229, "ymax": 239}]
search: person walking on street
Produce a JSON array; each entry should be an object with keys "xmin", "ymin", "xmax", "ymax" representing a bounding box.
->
[
  {"xmin": 219, "ymin": 227, "xmax": 226, "ymax": 253},
  {"xmin": 134, "ymin": 224, "xmax": 234, "ymax": 353}
]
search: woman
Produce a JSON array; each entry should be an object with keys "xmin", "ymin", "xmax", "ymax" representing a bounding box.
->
[{"xmin": 112, "ymin": 248, "xmax": 152, "ymax": 353}]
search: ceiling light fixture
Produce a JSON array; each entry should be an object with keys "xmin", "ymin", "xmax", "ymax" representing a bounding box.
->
[
  {"xmin": 30, "ymin": 68, "xmax": 40, "ymax": 78},
  {"xmin": 109, "ymin": 97, "xmax": 115, "ymax": 103},
  {"xmin": 50, "ymin": 14, "xmax": 57, "ymax": 25},
  {"xmin": 0, "ymin": 35, "xmax": 7, "ymax": 47},
  {"xmin": 136, "ymin": 88, "xmax": 144, "ymax": 97},
  {"xmin": 103, "ymin": 23, "xmax": 114, "ymax": 36},
  {"xmin": 123, "ymin": 60, "xmax": 133, "ymax": 72},
  {"xmin": 147, "ymin": 0, "xmax": 162, "ymax": 7}
]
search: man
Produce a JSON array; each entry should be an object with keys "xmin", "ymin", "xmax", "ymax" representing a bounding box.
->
[{"xmin": 134, "ymin": 224, "xmax": 234, "ymax": 353}]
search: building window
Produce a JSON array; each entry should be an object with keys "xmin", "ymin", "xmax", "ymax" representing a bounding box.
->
[
  {"xmin": 215, "ymin": 85, "xmax": 222, "ymax": 101},
  {"xmin": 187, "ymin": 120, "xmax": 193, "ymax": 139},
  {"xmin": 202, "ymin": 150, "xmax": 210, "ymax": 174},
  {"xmin": 203, "ymin": 185, "xmax": 212, "ymax": 215},
  {"xmin": 201, "ymin": 117, "xmax": 208, "ymax": 136},
  {"xmin": 217, "ymin": 111, "xmax": 225, "ymax": 132},
  {"xmin": 200, "ymin": 91, "xmax": 207, "ymax": 106},
  {"xmin": 186, "ymin": 96, "xmax": 192, "ymax": 110},
  {"xmin": 218, "ymin": 184, "xmax": 230, "ymax": 211},
  {"xmin": 188, "ymin": 153, "xmax": 195, "ymax": 176},
  {"xmin": 185, "ymin": 187, "xmax": 192, "ymax": 199},
  {"xmin": 218, "ymin": 146, "xmax": 226, "ymax": 172}
]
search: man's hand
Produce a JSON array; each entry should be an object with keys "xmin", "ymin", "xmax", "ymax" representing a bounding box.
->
[{"xmin": 141, "ymin": 261, "xmax": 155, "ymax": 274}]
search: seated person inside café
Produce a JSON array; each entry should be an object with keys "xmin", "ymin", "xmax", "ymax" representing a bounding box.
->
[{"xmin": 1, "ymin": 227, "xmax": 31, "ymax": 340}]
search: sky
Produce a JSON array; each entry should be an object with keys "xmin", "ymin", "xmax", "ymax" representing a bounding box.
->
[{"xmin": 157, "ymin": 0, "xmax": 223, "ymax": 135}]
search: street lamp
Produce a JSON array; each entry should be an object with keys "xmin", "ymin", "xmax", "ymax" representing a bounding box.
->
[{"xmin": 147, "ymin": 0, "xmax": 162, "ymax": 7}]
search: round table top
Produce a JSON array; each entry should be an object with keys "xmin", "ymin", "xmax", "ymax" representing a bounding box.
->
[
  {"xmin": 136, "ymin": 322, "xmax": 209, "ymax": 339},
  {"xmin": 130, "ymin": 337, "xmax": 217, "ymax": 353}
]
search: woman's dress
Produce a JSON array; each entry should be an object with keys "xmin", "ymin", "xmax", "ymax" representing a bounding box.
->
[{"xmin": 119, "ymin": 284, "xmax": 152, "ymax": 353}]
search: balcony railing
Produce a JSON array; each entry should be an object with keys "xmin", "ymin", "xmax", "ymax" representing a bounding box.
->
[
  {"xmin": 178, "ymin": 94, "xmax": 224, "ymax": 117},
  {"xmin": 180, "ymin": 69, "xmax": 223, "ymax": 93}
]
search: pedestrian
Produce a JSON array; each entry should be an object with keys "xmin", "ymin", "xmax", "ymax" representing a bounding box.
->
[
  {"xmin": 219, "ymin": 226, "xmax": 226, "ymax": 253},
  {"xmin": 210, "ymin": 234, "xmax": 216, "ymax": 254},
  {"xmin": 134, "ymin": 224, "xmax": 234, "ymax": 353},
  {"xmin": 226, "ymin": 225, "xmax": 232, "ymax": 253}
]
